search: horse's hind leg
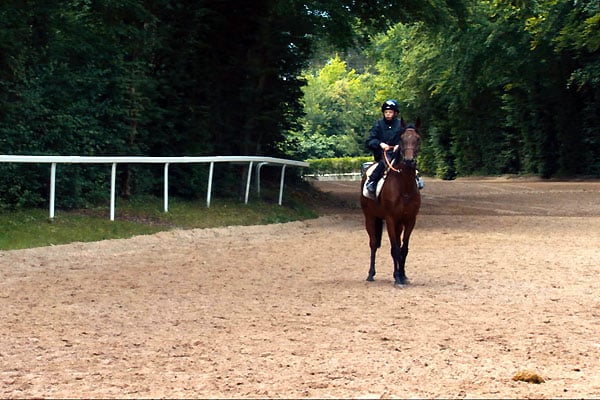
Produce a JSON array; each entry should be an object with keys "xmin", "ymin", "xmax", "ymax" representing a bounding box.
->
[
  {"xmin": 388, "ymin": 219, "xmax": 410, "ymax": 285},
  {"xmin": 366, "ymin": 217, "xmax": 383, "ymax": 281},
  {"xmin": 367, "ymin": 247, "xmax": 377, "ymax": 281},
  {"xmin": 384, "ymin": 219, "xmax": 404, "ymax": 285}
]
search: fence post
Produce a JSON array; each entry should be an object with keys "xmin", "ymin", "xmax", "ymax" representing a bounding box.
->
[
  {"xmin": 164, "ymin": 163, "xmax": 170, "ymax": 212},
  {"xmin": 49, "ymin": 163, "xmax": 57, "ymax": 219},
  {"xmin": 244, "ymin": 161, "xmax": 253, "ymax": 204},
  {"xmin": 110, "ymin": 163, "xmax": 117, "ymax": 221},
  {"xmin": 207, "ymin": 162, "xmax": 214, "ymax": 208},
  {"xmin": 278, "ymin": 165, "xmax": 287, "ymax": 206},
  {"xmin": 256, "ymin": 162, "xmax": 268, "ymax": 196}
]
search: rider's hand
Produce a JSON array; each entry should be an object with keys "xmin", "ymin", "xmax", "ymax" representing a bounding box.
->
[{"xmin": 380, "ymin": 142, "xmax": 390, "ymax": 150}]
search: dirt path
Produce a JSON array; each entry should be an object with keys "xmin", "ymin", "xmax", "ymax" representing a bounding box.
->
[{"xmin": 1, "ymin": 177, "xmax": 599, "ymax": 398}]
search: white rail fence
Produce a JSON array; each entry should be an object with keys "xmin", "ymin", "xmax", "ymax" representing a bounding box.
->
[{"xmin": 0, "ymin": 155, "xmax": 309, "ymax": 221}]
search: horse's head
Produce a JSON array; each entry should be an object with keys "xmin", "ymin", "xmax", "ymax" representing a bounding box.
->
[{"xmin": 397, "ymin": 118, "xmax": 421, "ymax": 169}]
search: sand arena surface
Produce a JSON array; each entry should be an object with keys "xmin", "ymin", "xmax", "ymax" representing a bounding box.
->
[{"xmin": 1, "ymin": 177, "xmax": 599, "ymax": 398}]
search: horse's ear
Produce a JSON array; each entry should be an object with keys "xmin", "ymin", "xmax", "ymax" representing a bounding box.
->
[
  {"xmin": 401, "ymin": 117, "xmax": 406, "ymax": 128},
  {"xmin": 415, "ymin": 117, "xmax": 421, "ymax": 129}
]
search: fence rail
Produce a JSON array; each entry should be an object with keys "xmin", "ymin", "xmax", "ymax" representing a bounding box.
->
[{"xmin": 0, "ymin": 155, "xmax": 309, "ymax": 221}]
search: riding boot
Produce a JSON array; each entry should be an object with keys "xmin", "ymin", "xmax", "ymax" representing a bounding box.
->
[{"xmin": 416, "ymin": 169, "xmax": 424, "ymax": 190}]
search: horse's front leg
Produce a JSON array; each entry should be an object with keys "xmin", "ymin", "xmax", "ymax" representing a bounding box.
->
[
  {"xmin": 395, "ymin": 220, "xmax": 417, "ymax": 285},
  {"xmin": 391, "ymin": 243, "xmax": 407, "ymax": 285},
  {"xmin": 393, "ymin": 244, "xmax": 409, "ymax": 285},
  {"xmin": 388, "ymin": 220, "xmax": 409, "ymax": 285}
]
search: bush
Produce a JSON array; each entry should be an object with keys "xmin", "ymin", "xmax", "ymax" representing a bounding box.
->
[{"xmin": 306, "ymin": 156, "xmax": 372, "ymax": 175}]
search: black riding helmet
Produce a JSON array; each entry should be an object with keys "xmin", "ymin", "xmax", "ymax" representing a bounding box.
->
[{"xmin": 381, "ymin": 99, "xmax": 399, "ymax": 113}]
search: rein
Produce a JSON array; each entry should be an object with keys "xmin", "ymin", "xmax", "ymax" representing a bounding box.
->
[
  {"xmin": 383, "ymin": 151, "xmax": 417, "ymax": 174},
  {"xmin": 383, "ymin": 150, "xmax": 401, "ymax": 173}
]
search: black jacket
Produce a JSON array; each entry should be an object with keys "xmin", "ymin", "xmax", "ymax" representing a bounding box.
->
[{"xmin": 365, "ymin": 117, "xmax": 405, "ymax": 161}]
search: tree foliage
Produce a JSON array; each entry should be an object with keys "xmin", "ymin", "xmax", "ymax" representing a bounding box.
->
[
  {"xmin": 0, "ymin": 0, "xmax": 316, "ymax": 207},
  {"xmin": 281, "ymin": 56, "xmax": 377, "ymax": 159},
  {"xmin": 1, "ymin": 0, "xmax": 597, "ymax": 210},
  {"xmin": 1, "ymin": 0, "xmax": 469, "ymax": 208},
  {"xmin": 288, "ymin": 0, "xmax": 599, "ymax": 178}
]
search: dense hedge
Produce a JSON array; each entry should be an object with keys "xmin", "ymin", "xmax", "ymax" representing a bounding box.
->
[{"xmin": 305, "ymin": 156, "xmax": 373, "ymax": 175}]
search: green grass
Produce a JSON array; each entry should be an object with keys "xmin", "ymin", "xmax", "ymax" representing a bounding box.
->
[{"xmin": 0, "ymin": 189, "xmax": 322, "ymax": 250}]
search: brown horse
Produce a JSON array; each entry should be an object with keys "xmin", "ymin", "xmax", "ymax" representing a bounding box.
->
[{"xmin": 360, "ymin": 119, "xmax": 422, "ymax": 285}]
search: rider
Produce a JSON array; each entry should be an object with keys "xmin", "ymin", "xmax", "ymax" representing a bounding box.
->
[
  {"xmin": 364, "ymin": 99, "xmax": 424, "ymax": 196},
  {"xmin": 364, "ymin": 99, "xmax": 404, "ymax": 195}
]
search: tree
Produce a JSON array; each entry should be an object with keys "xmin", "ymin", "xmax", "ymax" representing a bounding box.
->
[
  {"xmin": 282, "ymin": 56, "xmax": 377, "ymax": 159},
  {"xmin": 368, "ymin": 0, "xmax": 599, "ymax": 178},
  {"xmin": 524, "ymin": 0, "xmax": 600, "ymax": 175},
  {"xmin": 0, "ymin": 0, "xmax": 161, "ymax": 207}
]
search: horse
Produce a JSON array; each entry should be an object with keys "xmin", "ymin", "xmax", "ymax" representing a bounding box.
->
[{"xmin": 360, "ymin": 119, "xmax": 422, "ymax": 285}]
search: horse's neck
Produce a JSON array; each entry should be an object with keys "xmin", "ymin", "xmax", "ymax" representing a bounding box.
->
[
  {"xmin": 388, "ymin": 168, "xmax": 417, "ymax": 191},
  {"xmin": 388, "ymin": 162, "xmax": 416, "ymax": 178}
]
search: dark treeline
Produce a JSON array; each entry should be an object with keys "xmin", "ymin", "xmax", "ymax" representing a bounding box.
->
[
  {"xmin": 0, "ymin": 1, "xmax": 597, "ymax": 210},
  {"xmin": 0, "ymin": 0, "xmax": 465, "ymax": 209},
  {"xmin": 404, "ymin": 1, "xmax": 600, "ymax": 179},
  {"xmin": 0, "ymin": 0, "xmax": 315, "ymax": 208}
]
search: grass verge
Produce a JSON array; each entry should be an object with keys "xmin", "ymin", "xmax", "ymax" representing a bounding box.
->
[{"xmin": 0, "ymin": 185, "xmax": 327, "ymax": 251}]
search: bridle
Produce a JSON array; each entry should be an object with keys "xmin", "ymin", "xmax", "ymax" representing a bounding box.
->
[{"xmin": 383, "ymin": 128, "xmax": 420, "ymax": 173}]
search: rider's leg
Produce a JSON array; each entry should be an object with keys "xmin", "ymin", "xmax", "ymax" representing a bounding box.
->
[{"xmin": 366, "ymin": 161, "xmax": 385, "ymax": 193}]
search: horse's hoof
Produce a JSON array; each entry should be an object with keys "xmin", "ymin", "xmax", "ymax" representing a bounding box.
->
[
  {"xmin": 395, "ymin": 278, "xmax": 409, "ymax": 286},
  {"xmin": 366, "ymin": 276, "xmax": 375, "ymax": 282}
]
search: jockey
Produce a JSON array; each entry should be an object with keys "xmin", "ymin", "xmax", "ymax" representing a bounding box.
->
[{"xmin": 364, "ymin": 100, "xmax": 424, "ymax": 196}]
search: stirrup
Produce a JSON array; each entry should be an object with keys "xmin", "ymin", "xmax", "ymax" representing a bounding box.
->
[
  {"xmin": 366, "ymin": 180, "xmax": 376, "ymax": 193},
  {"xmin": 416, "ymin": 176, "xmax": 424, "ymax": 190},
  {"xmin": 415, "ymin": 170, "xmax": 424, "ymax": 190}
]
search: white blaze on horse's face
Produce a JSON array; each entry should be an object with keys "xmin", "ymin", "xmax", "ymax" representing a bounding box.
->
[{"xmin": 401, "ymin": 129, "xmax": 421, "ymax": 161}]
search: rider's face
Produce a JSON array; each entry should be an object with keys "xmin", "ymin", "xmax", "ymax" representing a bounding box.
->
[{"xmin": 383, "ymin": 110, "xmax": 396, "ymax": 120}]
